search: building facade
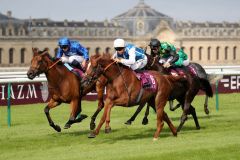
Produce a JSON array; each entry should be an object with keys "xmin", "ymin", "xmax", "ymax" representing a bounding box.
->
[{"xmin": 0, "ymin": 0, "xmax": 239, "ymax": 67}]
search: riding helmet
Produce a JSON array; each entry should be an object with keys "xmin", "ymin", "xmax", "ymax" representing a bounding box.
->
[{"xmin": 149, "ymin": 38, "xmax": 161, "ymax": 47}]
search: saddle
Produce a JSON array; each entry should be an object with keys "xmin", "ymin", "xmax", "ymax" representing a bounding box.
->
[{"xmin": 135, "ymin": 71, "xmax": 157, "ymax": 91}]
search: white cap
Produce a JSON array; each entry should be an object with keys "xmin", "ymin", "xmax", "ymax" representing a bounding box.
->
[{"xmin": 113, "ymin": 38, "xmax": 125, "ymax": 48}]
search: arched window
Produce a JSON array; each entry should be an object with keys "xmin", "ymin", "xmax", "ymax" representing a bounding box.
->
[
  {"xmin": 95, "ymin": 47, "xmax": 101, "ymax": 54},
  {"xmin": 225, "ymin": 47, "xmax": 228, "ymax": 60},
  {"xmin": 207, "ymin": 47, "xmax": 211, "ymax": 60},
  {"xmin": 216, "ymin": 47, "xmax": 220, "ymax": 60},
  {"xmin": 199, "ymin": 47, "xmax": 203, "ymax": 61},
  {"xmin": 20, "ymin": 48, "xmax": 25, "ymax": 63},
  {"xmin": 233, "ymin": 46, "xmax": 237, "ymax": 60},
  {"xmin": 105, "ymin": 47, "xmax": 111, "ymax": 54},
  {"xmin": 190, "ymin": 47, "xmax": 194, "ymax": 60},
  {"xmin": 9, "ymin": 48, "xmax": 14, "ymax": 64},
  {"xmin": 54, "ymin": 48, "xmax": 59, "ymax": 57}
]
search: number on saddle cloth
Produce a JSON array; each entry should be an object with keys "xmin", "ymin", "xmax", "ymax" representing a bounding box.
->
[{"xmin": 136, "ymin": 72, "xmax": 157, "ymax": 91}]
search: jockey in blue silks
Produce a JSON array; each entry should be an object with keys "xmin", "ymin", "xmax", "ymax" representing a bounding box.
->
[
  {"xmin": 56, "ymin": 37, "xmax": 89, "ymax": 71},
  {"xmin": 112, "ymin": 38, "xmax": 147, "ymax": 71}
]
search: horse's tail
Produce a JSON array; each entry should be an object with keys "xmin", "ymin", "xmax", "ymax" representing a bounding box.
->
[{"xmin": 199, "ymin": 78, "xmax": 213, "ymax": 97}]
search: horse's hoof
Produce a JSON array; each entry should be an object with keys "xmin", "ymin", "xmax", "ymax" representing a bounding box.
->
[
  {"xmin": 124, "ymin": 120, "xmax": 132, "ymax": 125},
  {"xmin": 54, "ymin": 125, "xmax": 61, "ymax": 132},
  {"xmin": 88, "ymin": 132, "xmax": 96, "ymax": 138},
  {"xmin": 204, "ymin": 108, "xmax": 210, "ymax": 115},
  {"xmin": 105, "ymin": 127, "xmax": 111, "ymax": 133},
  {"xmin": 79, "ymin": 114, "xmax": 88, "ymax": 121},
  {"xmin": 153, "ymin": 138, "xmax": 158, "ymax": 141},
  {"xmin": 64, "ymin": 123, "xmax": 71, "ymax": 129},
  {"xmin": 196, "ymin": 126, "xmax": 201, "ymax": 130},
  {"xmin": 142, "ymin": 118, "xmax": 148, "ymax": 125},
  {"xmin": 90, "ymin": 123, "xmax": 96, "ymax": 130}
]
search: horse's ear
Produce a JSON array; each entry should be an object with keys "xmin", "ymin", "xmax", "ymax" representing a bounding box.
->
[{"xmin": 32, "ymin": 48, "xmax": 39, "ymax": 56}]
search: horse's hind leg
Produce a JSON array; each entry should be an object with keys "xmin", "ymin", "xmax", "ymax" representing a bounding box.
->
[
  {"xmin": 204, "ymin": 95, "xmax": 210, "ymax": 115},
  {"xmin": 189, "ymin": 105, "xmax": 200, "ymax": 130},
  {"xmin": 125, "ymin": 103, "xmax": 146, "ymax": 125},
  {"xmin": 44, "ymin": 99, "xmax": 61, "ymax": 132},
  {"xmin": 64, "ymin": 99, "xmax": 87, "ymax": 129}
]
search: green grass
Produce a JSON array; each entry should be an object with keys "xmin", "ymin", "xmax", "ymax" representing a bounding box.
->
[{"xmin": 0, "ymin": 93, "xmax": 240, "ymax": 160}]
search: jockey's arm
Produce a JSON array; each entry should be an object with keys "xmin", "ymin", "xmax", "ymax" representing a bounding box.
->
[
  {"xmin": 121, "ymin": 48, "xmax": 136, "ymax": 65},
  {"xmin": 168, "ymin": 50, "xmax": 179, "ymax": 65}
]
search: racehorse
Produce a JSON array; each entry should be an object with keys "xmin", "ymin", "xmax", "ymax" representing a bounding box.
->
[
  {"xmin": 82, "ymin": 54, "xmax": 189, "ymax": 140},
  {"xmin": 125, "ymin": 54, "xmax": 213, "ymax": 131},
  {"xmin": 27, "ymin": 48, "xmax": 89, "ymax": 132}
]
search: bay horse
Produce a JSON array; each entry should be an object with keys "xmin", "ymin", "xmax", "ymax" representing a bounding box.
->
[
  {"xmin": 82, "ymin": 54, "xmax": 189, "ymax": 140},
  {"xmin": 125, "ymin": 54, "xmax": 213, "ymax": 132},
  {"xmin": 27, "ymin": 48, "xmax": 90, "ymax": 132}
]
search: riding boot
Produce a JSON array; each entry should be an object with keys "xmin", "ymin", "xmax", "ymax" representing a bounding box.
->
[{"xmin": 72, "ymin": 60, "xmax": 85, "ymax": 72}]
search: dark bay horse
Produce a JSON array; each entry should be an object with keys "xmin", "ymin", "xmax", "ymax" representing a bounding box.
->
[
  {"xmin": 125, "ymin": 54, "xmax": 213, "ymax": 131},
  {"xmin": 83, "ymin": 54, "xmax": 189, "ymax": 140},
  {"xmin": 27, "ymin": 48, "xmax": 90, "ymax": 132}
]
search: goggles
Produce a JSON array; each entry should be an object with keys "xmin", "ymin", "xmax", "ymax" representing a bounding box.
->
[
  {"xmin": 60, "ymin": 45, "xmax": 69, "ymax": 49},
  {"xmin": 114, "ymin": 47, "xmax": 124, "ymax": 51}
]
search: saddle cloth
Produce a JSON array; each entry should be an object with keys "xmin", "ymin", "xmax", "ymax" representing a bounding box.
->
[{"xmin": 136, "ymin": 72, "xmax": 157, "ymax": 91}]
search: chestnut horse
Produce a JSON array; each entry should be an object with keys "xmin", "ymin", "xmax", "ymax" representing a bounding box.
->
[
  {"xmin": 83, "ymin": 54, "xmax": 189, "ymax": 140},
  {"xmin": 27, "ymin": 48, "xmax": 90, "ymax": 132},
  {"xmin": 126, "ymin": 54, "xmax": 213, "ymax": 131}
]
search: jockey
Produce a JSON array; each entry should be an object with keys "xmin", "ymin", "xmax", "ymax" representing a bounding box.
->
[
  {"xmin": 149, "ymin": 38, "xmax": 189, "ymax": 69},
  {"xmin": 112, "ymin": 38, "xmax": 148, "ymax": 71},
  {"xmin": 56, "ymin": 37, "xmax": 89, "ymax": 72}
]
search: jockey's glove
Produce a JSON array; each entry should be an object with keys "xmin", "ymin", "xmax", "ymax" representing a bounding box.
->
[{"xmin": 163, "ymin": 62, "xmax": 171, "ymax": 68}]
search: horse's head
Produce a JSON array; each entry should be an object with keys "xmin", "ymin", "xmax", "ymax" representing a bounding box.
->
[
  {"xmin": 81, "ymin": 53, "xmax": 114, "ymax": 88},
  {"xmin": 27, "ymin": 48, "xmax": 50, "ymax": 79}
]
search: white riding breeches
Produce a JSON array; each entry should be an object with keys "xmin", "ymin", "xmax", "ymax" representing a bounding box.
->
[
  {"xmin": 62, "ymin": 55, "xmax": 84, "ymax": 64},
  {"xmin": 130, "ymin": 56, "xmax": 148, "ymax": 70}
]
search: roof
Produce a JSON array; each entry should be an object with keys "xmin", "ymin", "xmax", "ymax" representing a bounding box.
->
[{"xmin": 113, "ymin": 0, "xmax": 171, "ymax": 19}]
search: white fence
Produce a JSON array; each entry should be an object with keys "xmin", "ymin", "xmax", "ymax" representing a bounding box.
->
[{"xmin": 0, "ymin": 66, "xmax": 240, "ymax": 83}]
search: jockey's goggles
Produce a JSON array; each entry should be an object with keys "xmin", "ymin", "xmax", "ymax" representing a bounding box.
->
[
  {"xmin": 60, "ymin": 45, "xmax": 69, "ymax": 49},
  {"xmin": 115, "ymin": 47, "xmax": 124, "ymax": 51},
  {"xmin": 150, "ymin": 46, "xmax": 159, "ymax": 50}
]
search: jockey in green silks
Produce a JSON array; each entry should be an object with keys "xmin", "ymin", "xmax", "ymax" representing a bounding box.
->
[{"xmin": 148, "ymin": 39, "xmax": 189, "ymax": 68}]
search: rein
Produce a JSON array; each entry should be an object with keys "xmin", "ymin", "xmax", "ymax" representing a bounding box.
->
[
  {"xmin": 48, "ymin": 58, "xmax": 61, "ymax": 71},
  {"xmin": 103, "ymin": 60, "xmax": 131, "ymax": 106},
  {"xmin": 150, "ymin": 56, "xmax": 157, "ymax": 67},
  {"xmin": 104, "ymin": 60, "xmax": 117, "ymax": 72}
]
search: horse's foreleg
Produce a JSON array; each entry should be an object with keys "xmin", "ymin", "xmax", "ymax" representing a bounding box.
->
[
  {"xmin": 177, "ymin": 102, "xmax": 190, "ymax": 132},
  {"xmin": 44, "ymin": 99, "xmax": 61, "ymax": 132},
  {"xmin": 204, "ymin": 95, "xmax": 210, "ymax": 115},
  {"xmin": 169, "ymin": 100, "xmax": 181, "ymax": 111},
  {"xmin": 124, "ymin": 103, "xmax": 146, "ymax": 125},
  {"xmin": 89, "ymin": 99, "xmax": 112, "ymax": 138},
  {"xmin": 163, "ymin": 111, "xmax": 177, "ymax": 136},
  {"xmin": 189, "ymin": 105, "xmax": 200, "ymax": 130},
  {"xmin": 90, "ymin": 89, "xmax": 105, "ymax": 130}
]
